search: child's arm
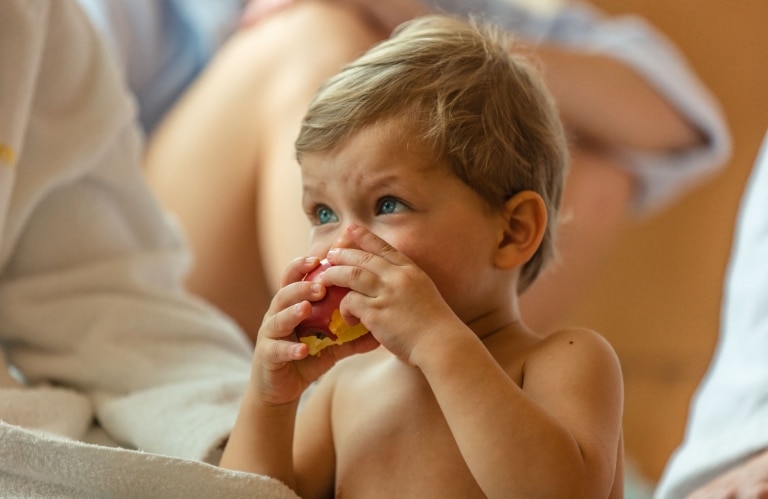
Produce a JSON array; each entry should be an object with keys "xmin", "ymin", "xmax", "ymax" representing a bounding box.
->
[
  {"xmin": 531, "ymin": 43, "xmax": 703, "ymax": 152},
  {"xmin": 219, "ymin": 256, "xmax": 319, "ymax": 486},
  {"xmin": 412, "ymin": 326, "xmax": 623, "ymax": 498},
  {"xmin": 222, "ymin": 367, "xmax": 341, "ymax": 497},
  {"xmin": 220, "ymin": 256, "xmax": 377, "ymax": 491},
  {"xmin": 221, "ymin": 388, "xmax": 300, "ymax": 487}
]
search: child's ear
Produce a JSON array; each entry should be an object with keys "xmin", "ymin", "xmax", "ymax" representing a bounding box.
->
[{"xmin": 495, "ymin": 191, "xmax": 547, "ymax": 269}]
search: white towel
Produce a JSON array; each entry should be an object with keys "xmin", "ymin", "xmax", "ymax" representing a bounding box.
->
[{"xmin": 0, "ymin": 421, "xmax": 300, "ymax": 499}]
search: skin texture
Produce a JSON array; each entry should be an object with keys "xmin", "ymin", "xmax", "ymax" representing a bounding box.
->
[{"xmin": 219, "ymin": 120, "xmax": 624, "ymax": 498}]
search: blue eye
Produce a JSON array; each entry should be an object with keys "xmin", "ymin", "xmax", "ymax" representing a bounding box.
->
[
  {"xmin": 315, "ymin": 205, "xmax": 338, "ymax": 225},
  {"xmin": 377, "ymin": 197, "xmax": 407, "ymax": 215}
]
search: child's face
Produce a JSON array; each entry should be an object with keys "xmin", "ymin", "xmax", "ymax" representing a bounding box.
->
[{"xmin": 300, "ymin": 119, "xmax": 510, "ymax": 319}]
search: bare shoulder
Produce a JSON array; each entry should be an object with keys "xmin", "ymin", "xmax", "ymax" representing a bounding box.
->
[
  {"xmin": 521, "ymin": 328, "xmax": 624, "ymax": 496},
  {"xmin": 531, "ymin": 327, "xmax": 619, "ymax": 363},
  {"xmin": 522, "ymin": 327, "xmax": 623, "ymax": 395}
]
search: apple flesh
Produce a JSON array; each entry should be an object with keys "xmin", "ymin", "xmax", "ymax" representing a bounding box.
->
[{"xmin": 295, "ymin": 259, "xmax": 369, "ymax": 355}]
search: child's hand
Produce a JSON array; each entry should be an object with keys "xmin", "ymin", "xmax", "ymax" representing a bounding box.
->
[
  {"xmin": 251, "ymin": 256, "xmax": 378, "ymax": 405},
  {"xmin": 687, "ymin": 448, "xmax": 768, "ymax": 499},
  {"xmin": 320, "ymin": 224, "xmax": 464, "ymax": 364}
]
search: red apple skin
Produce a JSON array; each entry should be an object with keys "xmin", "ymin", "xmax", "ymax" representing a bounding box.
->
[{"xmin": 295, "ymin": 260, "xmax": 348, "ymax": 340}]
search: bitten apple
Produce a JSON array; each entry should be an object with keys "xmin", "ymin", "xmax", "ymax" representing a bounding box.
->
[{"xmin": 295, "ymin": 259, "xmax": 370, "ymax": 355}]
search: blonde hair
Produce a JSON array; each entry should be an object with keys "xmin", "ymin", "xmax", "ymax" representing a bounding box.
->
[{"xmin": 296, "ymin": 14, "xmax": 568, "ymax": 291}]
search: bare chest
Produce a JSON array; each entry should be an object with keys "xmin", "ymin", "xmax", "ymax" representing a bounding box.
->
[{"xmin": 330, "ymin": 362, "xmax": 487, "ymax": 498}]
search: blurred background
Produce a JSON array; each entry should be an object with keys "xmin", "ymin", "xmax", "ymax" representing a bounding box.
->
[{"xmin": 557, "ymin": 0, "xmax": 768, "ymax": 489}]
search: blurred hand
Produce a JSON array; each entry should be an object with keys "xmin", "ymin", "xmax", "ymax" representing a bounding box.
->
[{"xmin": 688, "ymin": 449, "xmax": 768, "ymax": 499}]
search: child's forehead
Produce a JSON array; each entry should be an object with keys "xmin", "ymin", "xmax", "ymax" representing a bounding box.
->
[
  {"xmin": 345, "ymin": 117, "xmax": 436, "ymax": 161},
  {"xmin": 354, "ymin": 116, "xmax": 421, "ymax": 146},
  {"xmin": 300, "ymin": 118, "xmax": 413, "ymax": 160},
  {"xmin": 300, "ymin": 128, "xmax": 450, "ymax": 189}
]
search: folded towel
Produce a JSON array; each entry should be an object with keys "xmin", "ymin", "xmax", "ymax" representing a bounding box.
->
[{"xmin": 0, "ymin": 421, "xmax": 300, "ymax": 498}]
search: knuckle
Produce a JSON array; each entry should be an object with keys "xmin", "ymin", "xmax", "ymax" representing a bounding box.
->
[
  {"xmin": 358, "ymin": 251, "xmax": 375, "ymax": 266},
  {"xmin": 270, "ymin": 340, "xmax": 284, "ymax": 362},
  {"xmin": 348, "ymin": 265, "xmax": 365, "ymax": 282},
  {"xmin": 271, "ymin": 308, "xmax": 289, "ymax": 334}
]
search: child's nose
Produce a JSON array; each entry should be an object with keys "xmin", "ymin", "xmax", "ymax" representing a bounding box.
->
[{"xmin": 331, "ymin": 224, "xmax": 363, "ymax": 251}]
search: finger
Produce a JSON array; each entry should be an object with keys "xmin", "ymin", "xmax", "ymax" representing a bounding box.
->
[
  {"xmin": 342, "ymin": 223, "xmax": 411, "ymax": 266},
  {"xmin": 263, "ymin": 300, "xmax": 313, "ymax": 340},
  {"xmin": 323, "ymin": 225, "xmax": 408, "ymax": 284},
  {"xmin": 280, "ymin": 256, "xmax": 323, "ymax": 287},
  {"xmin": 312, "ymin": 258, "xmax": 380, "ymax": 300},
  {"xmin": 266, "ymin": 337, "xmax": 309, "ymax": 364},
  {"xmin": 267, "ymin": 279, "xmax": 326, "ymax": 322},
  {"xmin": 687, "ymin": 483, "xmax": 734, "ymax": 499}
]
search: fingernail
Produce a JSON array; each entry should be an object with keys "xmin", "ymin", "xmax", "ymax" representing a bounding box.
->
[
  {"xmin": 327, "ymin": 248, "xmax": 339, "ymax": 259},
  {"xmin": 292, "ymin": 344, "xmax": 305, "ymax": 359},
  {"xmin": 310, "ymin": 283, "xmax": 323, "ymax": 294}
]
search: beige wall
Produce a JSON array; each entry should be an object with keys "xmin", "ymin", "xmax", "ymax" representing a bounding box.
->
[{"xmin": 563, "ymin": 0, "xmax": 768, "ymax": 483}]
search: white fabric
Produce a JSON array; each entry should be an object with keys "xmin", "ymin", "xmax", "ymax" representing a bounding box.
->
[
  {"xmin": 0, "ymin": 1, "xmax": 292, "ymax": 495},
  {"xmin": 76, "ymin": 0, "xmax": 244, "ymax": 133},
  {"xmin": 0, "ymin": 422, "xmax": 299, "ymax": 499},
  {"xmin": 654, "ymin": 131, "xmax": 768, "ymax": 499},
  {"xmin": 77, "ymin": 0, "xmax": 731, "ymax": 215}
]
